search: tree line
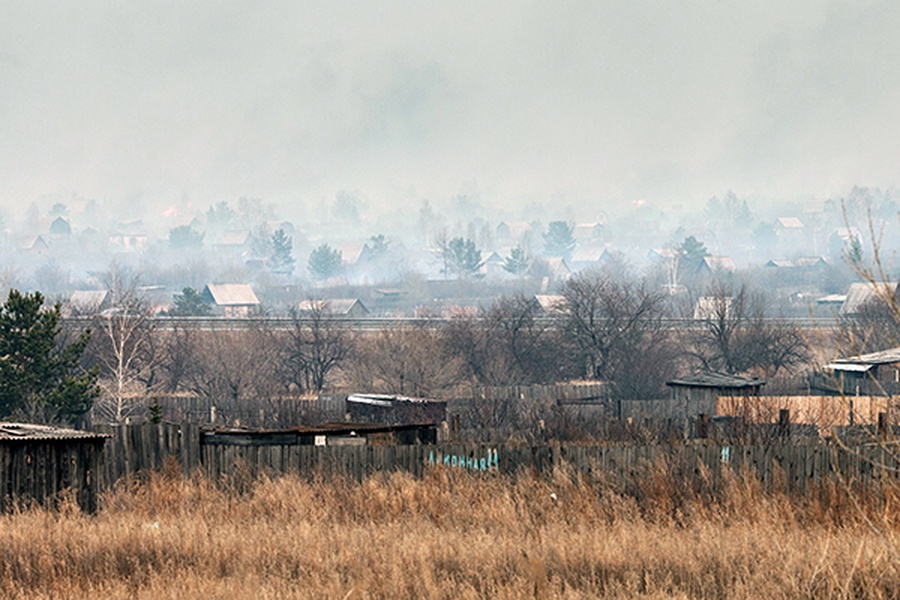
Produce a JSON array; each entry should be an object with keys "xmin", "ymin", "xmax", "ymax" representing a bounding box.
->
[{"xmin": 0, "ymin": 266, "xmax": 830, "ymax": 426}]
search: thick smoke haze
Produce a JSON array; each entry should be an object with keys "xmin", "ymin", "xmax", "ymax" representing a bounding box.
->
[{"xmin": 1, "ymin": 0, "xmax": 899, "ymax": 218}]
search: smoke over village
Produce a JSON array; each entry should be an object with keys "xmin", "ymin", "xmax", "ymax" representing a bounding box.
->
[{"xmin": 1, "ymin": 1, "xmax": 900, "ymax": 597}]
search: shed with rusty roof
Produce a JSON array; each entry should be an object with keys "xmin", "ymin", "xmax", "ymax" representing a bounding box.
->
[{"xmin": 0, "ymin": 423, "xmax": 109, "ymax": 513}]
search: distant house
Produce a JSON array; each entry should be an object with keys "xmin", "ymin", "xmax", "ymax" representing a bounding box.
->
[
  {"xmin": 48, "ymin": 216, "xmax": 72, "ymax": 236},
  {"xmin": 297, "ymin": 298, "xmax": 370, "ymax": 318},
  {"xmin": 109, "ymin": 220, "xmax": 149, "ymax": 251},
  {"xmin": 530, "ymin": 294, "xmax": 567, "ymax": 314},
  {"xmin": 18, "ymin": 235, "xmax": 49, "ymax": 253},
  {"xmin": 480, "ymin": 251, "xmax": 507, "ymax": 278},
  {"xmin": 572, "ymin": 222, "xmax": 605, "ymax": 243},
  {"xmin": 201, "ymin": 284, "xmax": 260, "ymax": 317},
  {"xmin": 570, "ymin": 246, "xmax": 611, "ymax": 271},
  {"xmin": 765, "ymin": 257, "xmax": 828, "ymax": 270},
  {"xmin": 815, "ymin": 346, "xmax": 900, "ymax": 396},
  {"xmin": 840, "ymin": 282, "xmax": 899, "ymax": 316},
  {"xmin": 543, "ymin": 257, "xmax": 572, "ymax": 281},
  {"xmin": 69, "ymin": 290, "xmax": 111, "ymax": 315},
  {"xmin": 648, "ymin": 248, "xmax": 679, "ymax": 261},
  {"xmin": 693, "ymin": 296, "xmax": 732, "ymax": 320},
  {"xmin": 215, "ymin": 230, "xmax": 254, "ymax": 249},
  {"xmin": 697, "ymin": 256, "xmax": 736, "ymax": 275},
  {"xmin": 495, "ymin": 221, "xmax": 533, "ymax": 242},
  {"xmin": 774, "ymin": 217, "xmax": 805, "ymax": 232}
]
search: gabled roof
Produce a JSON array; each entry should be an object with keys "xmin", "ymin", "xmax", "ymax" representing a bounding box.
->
[
  {"xmin": 70, "ymin": 290, "xmax": 110, "ymax": 309},
  {"xmin": 775, "ymin": 217, "xmax": 804, "ymax": 229},
  {"xmin": 216, "ymin": 230, "xmax": 253, "ymax": 246},
  {"xmin": 571, "ymin": 246, "xmax": 608, "ymax": 264},
  {"xmin": 840, "ymin": 282, "xmax": 899, "ymax": 316},
  {"xmin": 202, "ymin": 284, "xmax": 260, "ymax": 306},
  {"xmin": 666, "ymin": 372, "xmax": 766, "ymax": 389},
  {"xmin": 700, "ymin": 256, "xmax": 736, "ymax": 273},
  {"xmin": 572, "ymin": 223, "xmax": 604, "ymax": 240},
  {"xmin": 297, "ymin": 298, "xmax": 368, "ymax": 316},
  {"xmin": 532, "ymin": 294, "xmax": 566, "ymax": 313},
  {"xmin": 648, "ymin": 248, "xmax": 679, "ymax": 260}
]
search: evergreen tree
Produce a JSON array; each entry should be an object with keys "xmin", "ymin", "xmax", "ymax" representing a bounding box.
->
[
  {"xmin": 679, "ymin": 235, "xmax": 710, "ymax": 273},
  {"xmin": 543, "ymin": 221, "xmax": 575, "ymax": 257},
  {"xmin": 308, "ymin": 244, "xmax": 343, "ymax": 281},
  {"xmin": 169, "ymin": 287, "xmax": 212, "ymax": 317},
  {"xmin": 269, "ymin": 228, "xmax": 295, "ymax": 275},
  {"xmin": 442, "ymin": 237, "xmax": 482, "ymax": 279},
  {"xmin": 503, "ymin": 246, "xmax": 529, "ymax": 277},
  {"xmin": 168, "ymin": 225, "xmax": 204, "ymax": 249},
  {"xmin": 0, "ymin": 290, "xmax": 98, "ymax": 424}
]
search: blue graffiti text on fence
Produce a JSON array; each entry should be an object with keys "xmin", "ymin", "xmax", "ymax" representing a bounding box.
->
[{"xmin": 428, "ymin": 449, "xmax": 499, "ymax": 471}]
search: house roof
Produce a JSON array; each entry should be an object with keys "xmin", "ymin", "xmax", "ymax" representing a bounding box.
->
[
  {"xmin": 831, "ymin": 347, "xmax": 900, "ymax": 367},
  {"xmin": 70, "ymin": 290, "xmax": 109, "ymax": 308},
  {"xmin": 648, "ymin": 248, "xmax": 679, "ymax": 260},
  {"xmin": 203, "ymin": 284, "xmax": 260, "ymax": 306},
  {"xmin": 298, "ymin": 298, "xmax": 368, "ymax": 315},
  {"xmin": 532, "ymin": 294, "xmax": 566, "ymax": 313},
  {"xmin": 776, "ymin": 217, "xmax": 804, "ymax": 229},
  {"xmin": 701, "ymin": 256, "xmax": 736, "ymax": 273},
  {"xmin": 840, "ymin": 282, "xmax": 898, "ymax": 316},
  {"xmin": 216, "ymin": 230, "xmax": 252, "ymax": 246},
  {"xmin": 0, "ymin": 423, "xmax": 109, "ymax": 442},
  {"xmin": 571, "ymin": 246, "xmax": 608, "ymax": 263},
  {"xmin": 667, "ymin": 372, "xmax": 766, "ymax": 389}
]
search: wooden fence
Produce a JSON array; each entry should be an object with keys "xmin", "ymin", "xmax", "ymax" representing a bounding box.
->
[{"xmin": 95, "ymin": 422, "xmax": 900, "ymax": 494}]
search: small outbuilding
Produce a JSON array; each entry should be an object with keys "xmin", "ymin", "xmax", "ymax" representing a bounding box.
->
[
  {"xmin": 666, "ymin": 372, "xmax": 765, "ymax": 418},
  {"xmin": 0, "ymin": 423, "xmax": 109, "ymax": 513}
]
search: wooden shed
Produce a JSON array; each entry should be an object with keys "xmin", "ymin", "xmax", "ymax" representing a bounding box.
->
[
  {"xmin": 346, "ymin": 393, "xmax": 447, "ymax": 426},
  {"xmin": 0, "ymin": 423, "xmax": 109, "ymax": 513},
  {"xmin": 665, "ymin": 372, "xmax": 765, "ymax": 419}
]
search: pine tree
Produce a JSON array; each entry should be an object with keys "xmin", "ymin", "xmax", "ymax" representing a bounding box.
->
[
  {"xmin": 543, "ymin": 221, "xmax": 575, "ymax": 257},
  {"xmin": 0, "ymin": 290, "xmax": 98, "ymax": 424},
  {"xmin": 308, "ymin": 244, "xmax": 342, "ymax": 281},
  {"xmin": 169, "ymin": 287, "xmax": 212, "ymax": 317},
  {"xmin": 503, "ymin": 246, "xmax": 529, "ymax": 277},
  {"xmin": 270, "ymin": 228, "xmax": 295, "ymax": 275}
]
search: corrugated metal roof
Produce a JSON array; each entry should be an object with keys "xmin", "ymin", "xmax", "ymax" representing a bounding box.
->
[
  {"xmin": 667, "ymin": 372, "xmax": 765, "ymax": 389},
  {"xmin": 833, "ymin": 347, "xmax": 900, "ymax": 366},
  {"xmin": 204, "ymin": 284, "xmax": 260, "ymax": 306},
  {"xmin": 0, "ymin": 423, "xmax": 109, "ymax": 442},
  {"xmin": 347, "ymin": 393, "xmax": 441, "ymax": 406},
  {"xmin": 840, "ymin": 282, "xmax": 898, "ymax": 316}
]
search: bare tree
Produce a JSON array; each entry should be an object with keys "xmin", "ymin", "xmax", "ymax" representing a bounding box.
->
[
  {"xmin": 284, "ymin": 301, "xmax": 352, "ymax": 392},
  {"xmin": 686, "ymin": 280, "xmax": 809, "ymax": 377},
  {"xmin": 561, "ymin": 270, "xmax": 674, "ymax": 398},
  {"xmin": 349, "ymin": 323, "xmax": 463, "ymax": 397},
  {"xmin": 89, "ymin": 270, "xmax": 159, "ymax": 423}
]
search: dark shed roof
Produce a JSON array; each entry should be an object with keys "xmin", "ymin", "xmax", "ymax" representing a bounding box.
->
[{"xmin": 666, "ymin": 372, "xmax": 766, "ymax": 389}]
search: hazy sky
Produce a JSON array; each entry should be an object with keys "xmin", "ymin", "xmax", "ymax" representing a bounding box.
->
[{"xmin": 1, "ymin": 0, "xmax": 898, "ymax": 218}]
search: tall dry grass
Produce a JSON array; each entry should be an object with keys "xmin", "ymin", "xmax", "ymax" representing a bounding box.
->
[{"xmin": 0, "ymin": 459, "xmax": 898, "ymax": 599}]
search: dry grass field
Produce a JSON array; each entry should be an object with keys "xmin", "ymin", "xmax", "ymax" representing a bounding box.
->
[{"xmin": 0, "ymin": 459, "xmax": 899, "ymax": 599}]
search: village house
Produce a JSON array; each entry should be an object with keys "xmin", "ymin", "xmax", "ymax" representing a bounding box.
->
[{"xmin": 201, "ymin": 284, "xmax": 260, "ymax": 317}]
